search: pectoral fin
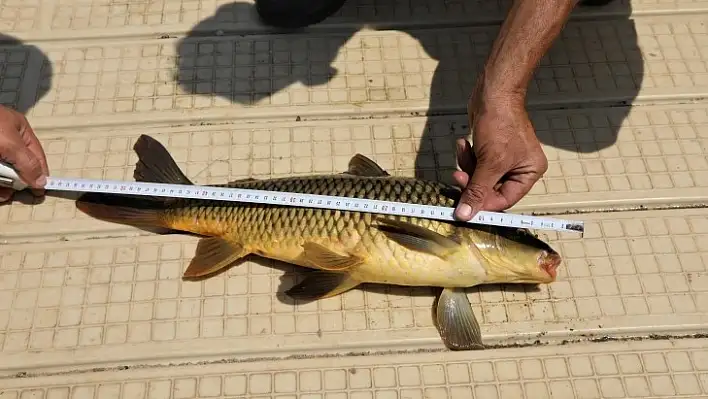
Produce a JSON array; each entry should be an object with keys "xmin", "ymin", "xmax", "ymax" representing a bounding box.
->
[
  {"xmin": 285, "ymin": 271, "xmax": 361, "ymax": 300},
  {"xmin": 435, "ymin": 288, "xmax": 484, "ymax": 351},
  {"xmin": 374, "ymin": 218, "xmax": 460, "ymax": 259},
  {"xmin": 302, "ymin": 242, "xmax": 363, "ymax": 271},
  {"xmin": 183, "ymin": 237, "xmax": 248, "ymax": 278}
]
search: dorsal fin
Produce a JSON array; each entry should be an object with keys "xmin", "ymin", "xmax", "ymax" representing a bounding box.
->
[
  {"xmin": 345, "ymin": 154, "xmax": 390, "ymax": 177},
  {"xmin": 133, "ymin": 135, "xmax": 193, "ymax": 185}
]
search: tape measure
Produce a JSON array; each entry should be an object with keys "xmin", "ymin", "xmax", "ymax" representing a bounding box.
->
[{"xmin": 1, "ymin": 162, "xmax": 584, "ymax": 234}]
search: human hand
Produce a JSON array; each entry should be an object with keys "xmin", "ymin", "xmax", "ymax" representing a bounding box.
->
[
  {"xmin": 0, "ymin": 105, "xmax": 48, "ymax": 202},
  {"xmin": 452, "ymin": 94, "xmax": 548, "ymax": 221}
]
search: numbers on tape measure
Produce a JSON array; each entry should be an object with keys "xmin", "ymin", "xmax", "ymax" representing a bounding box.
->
[{"xmin": 44, "ymin": 176, "xmax": 584, "ymax": 234}]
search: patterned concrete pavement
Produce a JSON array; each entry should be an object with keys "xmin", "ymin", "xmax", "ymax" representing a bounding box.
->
[{"xmin": 1, "ymin": 0, "xmax": 708, "ymax": 397}]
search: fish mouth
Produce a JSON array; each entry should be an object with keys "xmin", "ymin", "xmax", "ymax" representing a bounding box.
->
[{"xmin": 538, "ymin": 250, "xmax": 562, "ymax": 281}]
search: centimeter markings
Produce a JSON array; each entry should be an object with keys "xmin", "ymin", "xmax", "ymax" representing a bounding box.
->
[{"xmin": 45, "ymin": 176, "xmax": 585, "ymax": 234}]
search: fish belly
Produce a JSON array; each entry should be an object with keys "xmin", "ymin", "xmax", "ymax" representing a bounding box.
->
[
  {"xmin": 242, "ymin": 206, "xmax": 481, "ymax": 288},
  {"xmin": 350, "ymin": 241, "xmax": 483, "ymax": 288}
]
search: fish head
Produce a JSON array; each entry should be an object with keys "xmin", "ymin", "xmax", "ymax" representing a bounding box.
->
[{"xmin": 465, "ymin": 225, "xmax": 562, "ymax": 285}]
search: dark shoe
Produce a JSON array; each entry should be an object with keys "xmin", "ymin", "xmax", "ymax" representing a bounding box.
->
[
  {"xmin": 579, "ymin": 0, "xmax": 618, "ymax": 6},
  {"xmin": 255, "ymin": 0, "xmax": 348, "ymax": 28}
]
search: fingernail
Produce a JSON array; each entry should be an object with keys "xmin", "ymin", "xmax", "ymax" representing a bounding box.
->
[
  {"xmin": 456, "ymin": 204, "xmax": 472, "ymax": 219},
  {"xmin": 35, "ymin": 175, "xmax": 47, "ymax": 187},
  {"xmin": 0, "ymin": 194, "xmax": 9, "ymax": 202}
]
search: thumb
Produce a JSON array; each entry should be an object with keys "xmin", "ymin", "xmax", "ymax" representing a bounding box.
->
[
  {"xmin": 0, "ymin": 187, "xmax": 11, "ymax": 202},
  {"xmin": 454, "ymin": 163, "xmax": 502, "ymax": 221},
  {"xmin": 0, "ymin": 142, "xmax": 45, "ymax": 188}
]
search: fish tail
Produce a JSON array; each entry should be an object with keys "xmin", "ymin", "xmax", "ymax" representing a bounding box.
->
[
  {"xmin": 76, "ymin": 192, "xmax": 167, "ymax": 228},
  {"xmin": 133, "ymin": 134, "xmax": 193, "ymax": 185},
  {"xmin": 75, "ymin": 134, "xmax": 193, "ymax": 230}
]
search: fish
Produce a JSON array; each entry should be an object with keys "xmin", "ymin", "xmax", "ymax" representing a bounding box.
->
[{"xmin": 75, "ymin": 134, "xmax": 562, "ymax": 351}]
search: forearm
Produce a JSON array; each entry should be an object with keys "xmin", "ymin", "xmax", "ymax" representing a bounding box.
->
[{"xmin": 477, "ymin": 0, "xmax": 579, "ymax": 101}]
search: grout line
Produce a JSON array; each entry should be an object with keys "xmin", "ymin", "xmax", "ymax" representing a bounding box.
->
[
  {"xmin": 4, "ymin": 330, "xmax": 708, "ymax": 381},
  {"xmin": 1, "ymin": 7, "xmax": 707, "ymax": 45},
  {"xmin": 36, "ymin": 0, "xmax": 57, "ymax": 34},
  {"xmin": 21, "ymin": 101, "xmax": 708, "ymax": 137},
  {"xmin": 23, "ymin": 92, "xmax": 708, "ymax": 132},
  {"xmin": 3, "ymin": 201, "xmax": 708, "ymax": 246}
]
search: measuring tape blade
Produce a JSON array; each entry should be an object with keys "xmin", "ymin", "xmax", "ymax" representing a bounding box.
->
[{"xmin": 42, "ymin": 176, "xmax": 584, "ymax": 234}]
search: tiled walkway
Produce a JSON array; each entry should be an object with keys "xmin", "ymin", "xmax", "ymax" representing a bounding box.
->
[{"xmin": 1, "ymin": 0, "xmax": 707, "ymax": 397}]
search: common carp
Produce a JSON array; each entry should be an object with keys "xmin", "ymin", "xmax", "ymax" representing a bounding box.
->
[{"xmin": 76, "ymin": 134, "xmax": 562, "ymax": 350}]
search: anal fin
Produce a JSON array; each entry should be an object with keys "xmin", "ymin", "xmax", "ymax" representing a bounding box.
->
[
  {"xmin": 435, "ymin": 288, "xmax": 485, "ymax": 351},
  {"xmin": 285, "ymin": 271, "xmax": 360, "ymax": 300},
  {"xmin": 302, "ymin": 242, "xmax": 363, "ymax": 271},
  {"xmin": 183, "ymin": 237, "xmax": 248, "ymax": 278}
]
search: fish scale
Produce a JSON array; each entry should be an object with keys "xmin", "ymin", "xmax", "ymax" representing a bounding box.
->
[
  {"xmin": 161, "ymin": 174, "xmax": 460, "ymax": 253},
  {"xmin": 152, "ymin": 174, "xmax": 462, "ymax": 284}
]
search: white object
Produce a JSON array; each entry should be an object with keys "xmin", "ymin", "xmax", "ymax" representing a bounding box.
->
[
  {"xmin": 0, "ymin": 161, "xmax": 27, "ymax": 191},
  {"xmin": 0, "ymin": 161, "xmax": 584, "ymax": 234}
]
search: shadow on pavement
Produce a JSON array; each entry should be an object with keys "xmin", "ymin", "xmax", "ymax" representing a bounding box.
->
[
  {"xmin": 0, "ymin": 33, "xmax": 53, "ymax": 206},
  {"xmin": 0, "ymin": 33, "xmax": 52, "ymax": 114},
  {"xmin": 175, "ymin": 0, "xmax": 642, "ymax": 181}
]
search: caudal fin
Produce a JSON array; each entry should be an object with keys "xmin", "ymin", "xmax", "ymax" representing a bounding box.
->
[
  {"xmin": 76, "ymin": 135, "xmax": 191, "ymax": 230},
  {"xmin": 133, "ymin": 134, "xmax": 193, "ymax": 185},
  {"xmin": 76, "ymin": 192, "xmax": 166, "ymax": 228}
]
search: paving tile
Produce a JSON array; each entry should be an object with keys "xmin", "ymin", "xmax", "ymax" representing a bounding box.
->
[
  {"xmin": 2, "ymin": 339, "xmax": 707, "ymax": 397},
  {"xmin": 1, "ymin": 208, "xmax": 707, "ymax": 373},
  {"xmin": 0, "ymin": 0, "xmax": 42, "ymax": 33},
  {"xmin": 4, "ymin": 104, "xmax": 708, "ymax": 239},
  {"xmin": 2, "ymin": 0, "xmax": 708, "ymax": 392},
  {"xmin": 11, "ymin": 15, "xmax": 706, "ymax": 128},
  {"xmin": 14, "ymin": 0, "xmax": 708, "ymax": 39}
]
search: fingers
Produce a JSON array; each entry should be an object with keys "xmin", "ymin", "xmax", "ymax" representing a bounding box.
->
[
  {"xmin": 0, "ymin": 107, "xmax": 47, "ymax": 191},
  {"xmin": 0, "ymin": 187, "xmax": 11, "ymax": 202},
  {"xmin": 453, "ymin": 138, "xmax": 500, "ymax": 220},
  {"xmin": 452, "ymin": 170, "xmax": 469, "ymax": 188},
  {"xmin": 455, "ymin": 138, "xmax": 476, "ymax": 173},
  {"xmin": 454, "ymin": 161, "xmax": 504, "ymax": 221},
  {"xmin": 18, "ymin": 121, "xmax": 48, "ymax": 196},
  {"xmin": 452, "ymin": 139, "xmax": 474, "ymax": 188},
  {"xmin": 19, "ymin": 121, "xmax": 49, "ymax": 179},
  {"xmin": 0, "ymin": 138, "xmax": 44, "ymax": 189},
  {"xmin": 496, "ymin": 177, "xmax": 536, "ymax": 210},
  {"xmin": 452, "ymin": 138, "xmax": 476, "ymax": 188}
]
